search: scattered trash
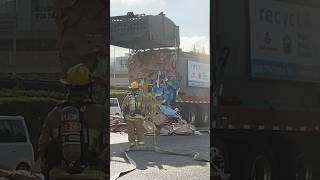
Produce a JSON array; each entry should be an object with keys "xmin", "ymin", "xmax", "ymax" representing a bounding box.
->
[
  {"xmin": 110, "ymin": 123, "xmax": 127, "ymax": 133},
  {"xmin": 194, "ymin": 131, "xmax": 203, "ymax": 135},
  {"xmin": 120, "ymin": 50, "xmax": 197, "ymax": 136},
  {"xmin": 143, "ymin": 121, "xmax": 157, "ymax": 134},
  {"xmin": 110, "ymin": 114, "xmax": 127, "ymax": 133},
  {"xmin": 110, "ymin": 114, "xmax": 125, "ymax": 124},
  {"xmin": 153, "ymin": 113, "xmax": 168, "ymax": 126},
  {"xmin": 128, "ymin": 50, "xmax": 178, "ymax": 105},
  {"xmin": 159, "ymin": 124, "xmax": 174, "ymax": 136},
  {"xmin": 173, "ymin": 124, "xmax": 194, "ymax": 135},
  {"xmin": 110, "ymin": 106, "xmax": 195, "ymax": 135},
  {"xmin": 145, "ymin": 110, "xmax": 195, "ymax": 136}
]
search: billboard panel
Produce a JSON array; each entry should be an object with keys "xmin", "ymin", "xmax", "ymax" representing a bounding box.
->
[
  {"xmin": 249, "ymin": 0, "xmax": 320, "ymax": 82},
  {"xmin": 187, "ymin": 61, "xmax": 210, "ymax": 88}
]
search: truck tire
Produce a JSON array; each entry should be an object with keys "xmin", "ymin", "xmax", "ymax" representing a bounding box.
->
[
  {"xmin": 295, "ymin": 153, "xmax": 313, "ymax": 180},
  {"xmin": 212, "ymin": 136, "xmax": 231, "ymax": 180},
  {"xmin": 240, "ymin": 143, "xmax": 279, "ymax": 180},
  {"xmin": 271, "ymin": 136, "xmax": 313, "ymax": 180}
]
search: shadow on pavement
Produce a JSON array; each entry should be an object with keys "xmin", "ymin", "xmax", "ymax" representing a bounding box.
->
[{"xmin": 110, "ymin": 133, "xmax": 210, "ymax": 171}]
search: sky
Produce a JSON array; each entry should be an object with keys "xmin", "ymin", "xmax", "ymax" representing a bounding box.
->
[{"xmin": 110, "ymin": 0, "xmax": 210, "ymax": 57}]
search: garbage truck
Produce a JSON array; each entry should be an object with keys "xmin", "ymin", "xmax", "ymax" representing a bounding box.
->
[
  {"xmin": 110, "ymin": 12, "xmax": 210, "ymax": 127},
  {"xmin": 212, "ymin": 0, "xmax": 320, "ymax": 179},
  {"xmin": 174, "ymin": 50, "xmax": 210, "ymax": 127}
]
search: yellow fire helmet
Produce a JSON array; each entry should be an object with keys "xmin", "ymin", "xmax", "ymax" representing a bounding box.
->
[
  {"xmin": 129, "ymin": 81, "xmax": 139, "ymax": 89},
  {"xmin": 60, "ymin": 63, "xmax": 92, "ymax": 86}
]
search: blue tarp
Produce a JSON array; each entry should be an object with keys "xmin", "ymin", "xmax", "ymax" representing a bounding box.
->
[
  {"xmin": 162, "ymin": 85, "xmax": 174, "ymax": 105},
  {"xmin": 159, "ymin": 105, "xmax": 177, "ymax": 116},
  {"xmin": 151, "ymin": 70, "xmax": 178, "ymax": 106}
]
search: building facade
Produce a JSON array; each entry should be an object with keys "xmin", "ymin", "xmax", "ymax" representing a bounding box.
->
[
  {"xmin": 0, "ymin": 0, "xmax": 61, "ymax": 81},
  {"xmin": 110, "ymin": 54, "xmax": 129, "ymax": 88}
]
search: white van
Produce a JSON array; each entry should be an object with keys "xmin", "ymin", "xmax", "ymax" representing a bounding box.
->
[
  {"xmin": 110, "ymin": 98, "xmax": 122, "ymax": 116},
  {"xmin": 0, "ymin": 116, "xmax": 35, "ymax": 170}
]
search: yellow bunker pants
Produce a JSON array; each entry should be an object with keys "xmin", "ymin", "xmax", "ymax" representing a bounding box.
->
[{"xmin": 126, "ymin": 115, "xmax": 145, "ymax": 144}]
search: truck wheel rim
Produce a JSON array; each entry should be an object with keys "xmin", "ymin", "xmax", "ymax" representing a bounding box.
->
[
  {"xmin": 211, "ymin": 147, "xmax": 225, "ymax": 176},
  {"xmin": 296, "ymin": 155, "xmax": 312, "ymax": 180},
  {"xmin": 251, "ymin": 156, "xmax": 271, "ymax": 180}
]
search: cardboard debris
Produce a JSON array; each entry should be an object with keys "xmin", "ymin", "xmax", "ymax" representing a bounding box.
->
[
  {"xmin": 173, "ymin": 124, "xmax": 194, "ymax": 135},
  {"xmin": 145, "ymin": 111, "xmax": 195, "ymax": 136},
  {"xmin": 159, "ymin": 124, "xmax": 173, "ymax": 136},
  {"xmin": 109, "ymin": 112, "xmax": 195, "ymax": 135},
  {"xmin": 110, "ymin": 114, "xmax": 127, "ymax": 133},
  {"xmin": 110, "ymin": 123, "xmax": 127, "ymax": 133},
  {"xmin": 153, "ymin": 113, "xmax": 168, "ymax": 126},
  {"xmin": 143, "ymin": 121, "xmax": 157, "ymax": 134},
  {"xmin": 128, "ymin": 49, "xmax": 176, "ymax": 83},
  {"xmin": 110, "ymin": 114, "xmax": 125, "ymax": 124},
  {"xmin": 141, "ymin": 95, "xmax": 155, "ymax": 115}
]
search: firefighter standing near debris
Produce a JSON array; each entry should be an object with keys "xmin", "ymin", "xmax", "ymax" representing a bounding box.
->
[
  {"xmin": 37, "ymin": 64, "xmax": 108, "ymax": 179},
  {"xmin": 122, "ymin": 81, "xmax": 150, "ymax": 147}
]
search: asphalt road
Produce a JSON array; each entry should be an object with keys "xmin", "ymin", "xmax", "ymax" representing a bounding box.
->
[{"xmin": 110, "ymin": 132, "xmax": 210, "ymax": 180}]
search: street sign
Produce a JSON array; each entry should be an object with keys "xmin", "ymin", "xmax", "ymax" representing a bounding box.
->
[{"xmin": 187, "ymin": 60, "xmax": 210, "ymax": 88}]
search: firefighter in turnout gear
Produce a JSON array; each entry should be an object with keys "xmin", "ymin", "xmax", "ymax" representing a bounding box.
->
[
  {"xmin": 122, "ymin": 81, "xmax": 148, "ymax": 148},
  {"xmin": 37, "ymin": 64, "xmax": 108, "ymax": 179}
]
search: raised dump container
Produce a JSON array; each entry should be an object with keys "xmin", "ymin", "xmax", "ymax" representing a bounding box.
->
[{"xmin": 110, "ymin": 12, "xmax": 180, "ymax": 50}]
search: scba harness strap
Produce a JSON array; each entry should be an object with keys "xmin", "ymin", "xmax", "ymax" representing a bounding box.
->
[
  {"xmin": 123, "ymin": 93, "xmax": 143, "ymax": 116},
  {"xmin": 57, "ymin": 100, "xmax": 93, "ymax": 174}
]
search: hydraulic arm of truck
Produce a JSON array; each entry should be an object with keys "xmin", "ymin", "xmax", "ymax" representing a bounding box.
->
[
  {"xmin": 212, "ymin": 47, "xmax": 231, "ymax": 180},
  {"xmin": 212, "ymin": 47, "xmax": 230, "ymax": 125}
]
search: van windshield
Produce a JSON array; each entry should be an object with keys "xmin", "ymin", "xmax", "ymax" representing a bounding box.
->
[
  {"xmin": 0, "ymin": 120, "xmax": 27, "ymax": 143},
  {"xmin": 110, "ymin": 98, "xmax": 119, "ymax": 107}
]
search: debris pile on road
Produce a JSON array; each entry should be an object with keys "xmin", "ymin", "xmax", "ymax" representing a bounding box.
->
[
  {"xmin": 109, "ymin": 106, "xmax": 196, "ymax": 135},
  {"xmin": 128, "ymin": 49, "xmax": 178, "ymax": 105},
  {"xmin": 117, "ymin": 49, "xmax": 197, "ymax": 135},
  {"xmin": 145, "ymin": 105, "xmax": 195, "ymax": 136},
  {"xmin": 110, "ymin": 114, "xmax": 127, "ymax": 133},
  {"xmin": 110, "ymin": 114, "xmax": 125, "ymax": 124}
]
